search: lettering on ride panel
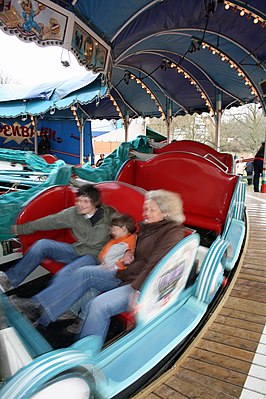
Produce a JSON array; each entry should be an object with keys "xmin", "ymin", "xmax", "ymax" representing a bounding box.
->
[
  {"xmin": 0, "ymin": 122, "xmax": 56, "ymax": 145},
  {"xmin": 157, "ymin": 260, "xmax": 185, "ymax": 301},
  {"xmin": 136, "ymin": 235, "xmax": 200, "ymax": 325},
  {"xmin": 0, "ymin": 124, "xmax": 34, "ymax": 137}
]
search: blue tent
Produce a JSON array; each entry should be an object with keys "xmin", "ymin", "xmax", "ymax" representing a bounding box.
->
[
  {"xmin": 0, "ymin": 73, "xmax": 106, "ymax": 118},
  {"xmin": 0, "ymin": 0, "xmax": 264, "ymax": 119},
  {"xmin": 0, "ymin": 73, "xmax": 108, "ymax": 163}
]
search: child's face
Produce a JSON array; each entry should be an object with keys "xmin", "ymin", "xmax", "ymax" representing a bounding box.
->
[{"xmin": 111, "ymin": 225, "xmax": 128, "ymax": 239}]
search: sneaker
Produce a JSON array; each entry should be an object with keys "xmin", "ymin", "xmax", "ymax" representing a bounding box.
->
[
  {"xmin": 9, "ymin": 295, "xmax": 41, "ymax": 322},
  {"xmin": 66, "ymin": 318, "xmax": 83, "ymax": 334},
  {"xmin": 0, "ymin": 271, "xmax": 12, "ymax": 292}
]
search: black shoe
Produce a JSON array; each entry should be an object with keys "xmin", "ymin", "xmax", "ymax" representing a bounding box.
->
[
  {"xmin": 9, "ymin": 295, "xmax": 41, "ymax": 322},
  {"xmin": 66, "ymin": 318, "xmax": 83, "ymax": 334}
]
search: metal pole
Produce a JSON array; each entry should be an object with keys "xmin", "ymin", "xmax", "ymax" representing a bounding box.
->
[
  {"xmin": 166, "ymin": 99, "xmax": 172, "ymax": 143},
  {"xmin": 166, "ymin": 120, "xmax": 171, "ymax": 143},
  {"xmin": 79, "ymin": 116, "xmax": 84, "ymax": 165},
  {"xmin": 215, "ymin": 90, "xmax": 222, "ymax": 151},
  {"xmin": 88, "ymin": 119, "xmax": 94, "ymax": 164},
  {"xmin": 124, "ymin": 111, "xmax": 129, "ymax": 142},
  {"xmin": 261, "ymin": 128, "xmax": 266, "ymax": 193},
  {"xmin": 33, "ymin": 116, "xmax": 38, "ymax": 154}
]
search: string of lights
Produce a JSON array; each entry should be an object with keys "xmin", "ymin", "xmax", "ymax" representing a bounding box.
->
[
  {"xmin": 30, "ymin": 115, "xmax": 35, "ymax": 127},
  {"xmin": 223, "ymin": 1, "xmax": 266, "ymax": 28},
  {"xmin": 112, "ymin": 72, "xmax": 166, "ymax": 119},
  {"xmin": 71, "ymin": 105, "xmax": 81, "ymax": 128},
  {"xmin": 128, "ymin": 74, "xmax": 166, "ymax": 119},
  {"xmin": 161, "ymin": 59, "xmax": 215, "ymax": 116},
  {"xmin": 108, "ymin": 95, "xmax": 124, "ymax": 122},
  {"xmin": 199, "ymin": 41, "xmax": 259, "ymax": 99}
]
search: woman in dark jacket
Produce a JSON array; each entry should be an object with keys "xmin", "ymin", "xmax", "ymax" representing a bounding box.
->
[
  {"xmin": 12, "ymin": 189, "xmax": 186, "ymax": 345},
  {"xmin": 253, "ymin": 141, "xmax": 265, "ymax": 192}
]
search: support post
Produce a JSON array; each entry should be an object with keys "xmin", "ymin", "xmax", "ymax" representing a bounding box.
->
[
  {"xmin": 215, "ymin": 90, "xmax": 222, "ymax": 151},
  {"xmin": 32, "ymin": 116, "xmax": 38, "ymax": 154},
  {"xmin": 166, "ymin": 98, "xmax": 172, "ymax": 143},
  {"xmin": 261, "ymin": 129, "xmax": 266, "ymax": 193},
  {"xmin": 124, "ymin": 110, "xmax": 129, "ymax": 142},
  {"xmin": 79, "ymin": 116, "xmax": 84, "ymax": 165},
  {"xmin": 88, "ymin": 119, "xmax": 94, "ymax": 165}
]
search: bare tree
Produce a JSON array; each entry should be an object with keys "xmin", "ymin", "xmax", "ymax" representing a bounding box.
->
[
  {"xmin": 147, "ymin": 113, "xmax": 216, "ymax": 147},
  {"xmin": 146, "ymin": 104, "xmax": 264, "ymax": 155},
  {"xmin": 220, "ymin": 104, "xmax": 264, "ymax": 154}
]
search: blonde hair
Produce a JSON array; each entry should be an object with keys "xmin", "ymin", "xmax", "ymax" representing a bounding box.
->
[{"xmin": 145, "ymin": 189, "xmax": 185, "ymax": 224}]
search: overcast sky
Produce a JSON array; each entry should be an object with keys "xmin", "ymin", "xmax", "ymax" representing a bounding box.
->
[{"xmin": 0, "ymin": 30, "xmax": 88, "ymax": 86}]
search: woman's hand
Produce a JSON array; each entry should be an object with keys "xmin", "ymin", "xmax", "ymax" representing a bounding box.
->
[
  {"xmin": 122, "ymin": 250, "xmax": 134, "ymax": 265},
  {"xmin": 129, "ymin": 289, "xmax": 140, "ymax": 315}
]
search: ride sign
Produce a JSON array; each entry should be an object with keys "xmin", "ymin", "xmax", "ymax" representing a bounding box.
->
[{"xmin": 136, "ymin": 233, "xmax": 200, "ymax": 325}]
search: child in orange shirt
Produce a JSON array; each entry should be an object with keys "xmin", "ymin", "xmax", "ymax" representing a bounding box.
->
[
  {"xmin": 98, "ymin": 212, "xmax": 136, "ymax": 271},
  {"xmin": 67, "ymin": 212, "xmax": 136, "ymax": 333}
]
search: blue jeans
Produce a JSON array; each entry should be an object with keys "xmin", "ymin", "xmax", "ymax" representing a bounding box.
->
[
  {"xmin": 80, "ymin": 284, "xmax": 134, "ymax": 344},
  {"xmin": 35, "ymin": 265, "xmax": 122, "ymax": 326},
  {"xmin": 47, "ymin": 256, "xmax": 100, "ymax": 320},
  {"xmin": 5, "ymin": 239, "xmax": 96, "ymax": 288},
  {"xmin": 70, "ymin": 289, "xmax": 99, "ymax": 320}
]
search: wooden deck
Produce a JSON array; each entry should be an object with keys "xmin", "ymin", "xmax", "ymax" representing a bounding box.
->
[{"xmin": 135, "ymin": 192, "xmax": 266, "ymax": 399}]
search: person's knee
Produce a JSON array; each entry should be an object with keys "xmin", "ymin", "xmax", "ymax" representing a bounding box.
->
[
  {"xmin": 89, "ymin": 296, "xmax": 110, "ymax": 316},
  {"xmin": 31, "ymin": 239, "xmax": 58, "ymax": 258},
  {"xmin": 30, "ymin": 239, "xmax": 50, "ymax": 252},
  {"xmin": 33, "ymin": 239, "xmax": 51, "ymax": 247}
]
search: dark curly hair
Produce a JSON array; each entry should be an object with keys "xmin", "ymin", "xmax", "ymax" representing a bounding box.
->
[{"xmin": 76, "ymin": 184, "xmax": 101, "ymax": 207}]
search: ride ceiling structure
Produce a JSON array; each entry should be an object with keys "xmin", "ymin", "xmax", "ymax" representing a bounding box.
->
[{"xmin": 0, "ymin": 0, "xmax": 265, "ymax": 145}]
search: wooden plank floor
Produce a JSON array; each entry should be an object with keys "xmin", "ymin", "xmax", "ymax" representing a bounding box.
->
[{"xmin": 135, "ymin": 192, "xmax": 266, "ymax": 399}]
